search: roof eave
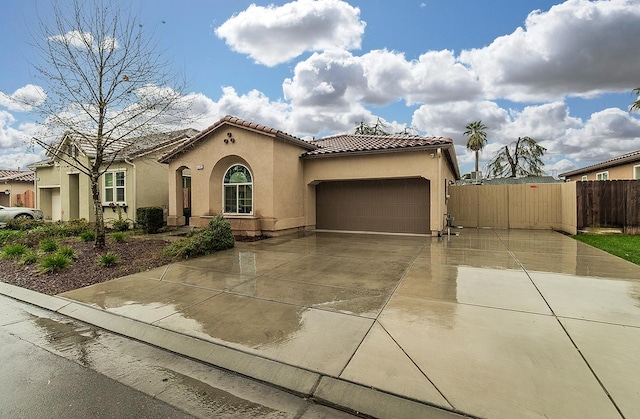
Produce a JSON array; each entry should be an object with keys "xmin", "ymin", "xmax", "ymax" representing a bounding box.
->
[{"xmin": 560, "ymin": 152, "xmax": 640, "ymax": 177}]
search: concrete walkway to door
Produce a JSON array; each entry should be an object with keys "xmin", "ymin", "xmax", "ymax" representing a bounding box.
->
[{"xmin": 4, "ymin": 229, "xmax": 640, "ymax": 418}]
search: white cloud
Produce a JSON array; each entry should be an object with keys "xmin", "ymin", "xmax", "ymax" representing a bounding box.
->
[
  {"xmin": 48, "ymin": 30, "xmax": 94, "ymax": 49},
  {"xmin": 283, "ymin": 48, "xmax": 481, "ymax": 113},
  {"xmin": 0, "ymin": 151, "xmax": 46, "ymax": 171},
  {"xmin": 559, "ymin": 108, "xmax": 640, "ymax": 162},
  {"xmin": 412, "ymin": 100, "xmax": 510, "ymax": 140},
  {"xmin": 413, "ymin": 100, "xmax": 640, "ymax": 175},
  {"xmin": 460, "ymin": 0, "xmax": 640, "ymax": 102},
  {"xmin": 0, "ymin": 111, "xmax": 31, "ymax": 149},
  {"xmin": 403, "ymin": 50, "xmax": 481, "ymax": 105},
  {"xmin": 0, "ymin": 85, "xmax": 46, "ymax": 112},
  {"xmin": 215, "ymin": 0, "xmax": 365, "ymax": 66}
]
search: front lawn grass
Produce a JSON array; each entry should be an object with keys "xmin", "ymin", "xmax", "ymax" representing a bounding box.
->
[{"xmin": 573, "ymin": 234, "xmax": 640, "ymax": 266}]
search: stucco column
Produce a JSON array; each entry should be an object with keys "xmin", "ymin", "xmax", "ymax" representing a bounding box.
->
[{"xmin": 167, "ymin": 166, "xmax": 185, "ymax": 226}]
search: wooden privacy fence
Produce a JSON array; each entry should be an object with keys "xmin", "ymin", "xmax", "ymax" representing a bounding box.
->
[
  {"xmin": 576, "ymin": 180, "xmax": 640, "ymax": 234},
  {"xmin": 16, "ymin": 189, "xmax": 35, "ymax": 208},
  {"xmin": 448, "ymin": 183, "xmax": 577, "ymax": 234}
]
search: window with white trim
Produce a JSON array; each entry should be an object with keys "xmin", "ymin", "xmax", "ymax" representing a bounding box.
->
[
  {"xmin": 223, "ymin": 165, "xmax": 252, "ymax": 214},
  {"xmin": 634, "ymin": 165, "xmax": 640, "ymax": 180},
  {"xmin": 104, "ymin": 171, "xmax": 125, "ymax": 203},
  {"xmin": 596, "ymin": 171, "xmax": 609, "ymax": 181},
  {"xmin": 581, "ymin": 175, "xmax": 588, "ymax": 181}
]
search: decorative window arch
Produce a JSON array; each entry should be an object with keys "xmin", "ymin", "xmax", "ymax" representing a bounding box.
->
[{"xmin": 223, "ymin": 164, "xmax": 253, "ymax": 214}]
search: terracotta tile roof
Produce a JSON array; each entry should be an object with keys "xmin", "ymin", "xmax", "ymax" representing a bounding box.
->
[
  {"xmin": 0, "ymin": 170, "xmax": 35, "ymax": 182},
  {"xmin": 559, "ymin": 149, "xmax": 640, "ymax": 177},
  {"xmin": 303, "ymin": 134, "xmax": 453, "ymax": 157},
  {"xmin": 159, "ymin": 115, "xmax": 316, "ymax": 163}
]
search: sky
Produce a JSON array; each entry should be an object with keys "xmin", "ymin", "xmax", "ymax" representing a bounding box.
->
[{"xmin": 1, "ymin": 0, "xmax": 640, "ymax": 176}]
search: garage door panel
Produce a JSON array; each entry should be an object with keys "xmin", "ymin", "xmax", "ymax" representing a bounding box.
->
[{"xmin": 316, "ymin": 178, "xmax": 430, "ymax": 234}]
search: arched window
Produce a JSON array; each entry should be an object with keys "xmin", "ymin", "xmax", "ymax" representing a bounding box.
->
[{"xmin": 223, "ymin": 165, "xmax": 252, "ymax": 214}]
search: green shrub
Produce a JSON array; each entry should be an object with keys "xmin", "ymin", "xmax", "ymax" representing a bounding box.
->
[
  {"xmin": 110, "ymin": 232, "xmax": 126, "ymax": 243},
  {"xmin": 112, "ymin": 218, "xmax": 130, "ymax": 232},
  {"xmin": 38, "ymin": 253, "xmax": 72, "ymax": 274},
  {"xmin": 1, "ymin": 243, "xmax": 28, "ymax": 259},
  {"xmin": 19, "ymin": 251, "xmax": 38, "ymax": 265},
  {"xmin": 39, "ymin": 238, "xmax": 59, "ymax": 253},
  {"xmin": 58, "ymin": 246, "xmax": 78, "ymax": 260},
  {"xmin": 79, "ymin": 231, "xmax": 96, "ymax": 242},
  {"xmin": 165, "ymin": 215, "xmax": 234, "ymax": 259},
  {"xmin": 62, "ymin": 219, "xmax": 92, "ymax": 236},
  {"xmin": 111, "ymin": 205, "xmax": 130, "ymax": 232},
  {"xmin": 0, "ymin": 230, "xmax": 23, "ymax": 247},
  {"xmin": 136, "ymin": 207, "xmax": 164, "ymax": 234},
  {"xmin": 97, "ymin": 252, "xmax": 119, "ymax": 267},
  {"xmin": 5, "ymin": 218, "xmax": 45, "ymax": 231}
]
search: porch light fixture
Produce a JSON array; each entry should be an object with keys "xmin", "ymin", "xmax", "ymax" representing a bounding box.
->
[
  {"xmin": 3, "ymin": 189, "xmax": 9, "ymax": 195},
  {"xmin": 196, "ymin": 164, "xmax": 204, "ymax": 170}
]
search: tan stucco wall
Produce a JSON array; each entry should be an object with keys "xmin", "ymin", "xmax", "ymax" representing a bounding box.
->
[
  {"xmin": 303, "ymin": 148, "xmax": 456, "ymax": 234},
  {"xmin": 35, "ymin": 152, "xmax": 172, "ymax": 224},
  {"xmin": 566, "ymin": 161, "xmax": 640, "ymax": 181},
  {"xmin": 166, "ymin": 125, "xmax": 308, "ymax": 235},
  {"xmin": 166, "ymin": 127, "xmax": 457, "ymax": 236},
  {"xmin": 34, "ymin": 164, "xmax": 62, "ymax": 221},
  {"xmin": 0, "ymin": 181, "xmax": 33, "ymax": 206}
]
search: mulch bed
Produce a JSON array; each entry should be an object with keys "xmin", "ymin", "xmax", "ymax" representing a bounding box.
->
[{"xmin": 0, "ymin": 237, "xmax": 177, "ymax": 295}]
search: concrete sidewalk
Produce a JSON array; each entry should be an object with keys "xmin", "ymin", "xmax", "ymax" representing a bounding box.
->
[{"xmin": 2, "ymin": 229, "xmax": 640, "ymax": 418}]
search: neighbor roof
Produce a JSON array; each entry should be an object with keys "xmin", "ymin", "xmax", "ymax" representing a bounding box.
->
[
  {"xmin": 30, "ymin": 129, "xmax": 199, "ymax": 169},
  {"xmin": 302, "ymin": 134, "xmax": 454, "ymax": 157},
  {"xmin": 560, "ymin": 149, "xmax": 640, "ymax": 178},
  {"xmin": 159, "ymin": 115, "xmax": 316, "ymax": 163},
  {"xmin": 0, "ymin": 170, "xmax": 35, "ymax": 182},
  {"xmin": 71, "ymin": 128, "xmax": 199, "ymax": 160}
]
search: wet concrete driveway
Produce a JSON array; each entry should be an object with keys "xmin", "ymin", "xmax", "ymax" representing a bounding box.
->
[{"xmin": 58, "ymin": 229, "xmax": 640, "ymax": 419}]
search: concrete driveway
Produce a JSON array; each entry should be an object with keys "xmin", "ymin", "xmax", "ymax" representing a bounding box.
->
[{"xmin": 53, "ymin": 229, "xmax": 640, "ymax": 418}]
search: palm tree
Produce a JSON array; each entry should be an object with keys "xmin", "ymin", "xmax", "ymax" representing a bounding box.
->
[
  {"xmin": 632, "ymin": 87, "xmax": 640, "ymax": 111},
  {"xmin": 464, "ymin": 121, "xmax": 488, "ymax": 172}
]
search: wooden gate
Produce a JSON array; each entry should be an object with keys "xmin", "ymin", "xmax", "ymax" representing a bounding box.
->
[{"xmin": 576, "ymin": 180, "xmax": 640, "ymax": 234}]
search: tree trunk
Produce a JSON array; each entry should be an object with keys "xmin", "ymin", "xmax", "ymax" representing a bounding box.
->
[
  {"xmin": 475, "ymin": 150, "xmax": 479, "ymax": 172},
  {"xmin": 90, "ymin": 173, "xmax": 106, "ymax": 249},
  {"xmin": 504, "ymin": 146, "xmax": 517, "ymax": 177}
]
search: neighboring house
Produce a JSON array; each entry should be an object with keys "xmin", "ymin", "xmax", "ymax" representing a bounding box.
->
[
  {"xmin": 560, "ymin": 149, "xmax": 640, "ymax": 181},
  {"xmin": 29, "ymin": 129, "xmax": 197, "ymax": 222},
  {"xmin": 159, "ymin": 115, "xmax": 460, "ymax": 237},
  {"xmin": 0, "ymin": 170, "xmax": 35, "ymax": 207}
]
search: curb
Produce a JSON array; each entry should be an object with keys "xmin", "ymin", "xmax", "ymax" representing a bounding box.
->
[{"xmin": 0, "ymin": 281, "xmax": 472, "ymax": 419}]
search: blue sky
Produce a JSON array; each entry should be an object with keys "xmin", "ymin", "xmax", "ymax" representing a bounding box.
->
[{"xmin": 1, "ymin": 0, "xmax": 640, "ymax": 176}]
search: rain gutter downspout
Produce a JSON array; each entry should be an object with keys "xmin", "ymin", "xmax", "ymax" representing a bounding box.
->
[{"xmin": 437, "ymin": 147, "xmax": 443, "ymax": 236}]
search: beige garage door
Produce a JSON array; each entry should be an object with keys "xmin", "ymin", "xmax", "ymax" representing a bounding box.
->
[{"xmin": 316, "ymin": 178, "xmax": 430, "ymax": 234}]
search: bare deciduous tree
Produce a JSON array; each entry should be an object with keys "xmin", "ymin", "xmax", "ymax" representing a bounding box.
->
[
  {"xmin": 485, "ymin": 136, "xmax": 547, "ymax": 178},
  {"xmin": 354, "ymin": 117, "xmax": 390, "ymax": 135},
  {"xmin": 27, "ymin": 0, "xmax": 190, "ymax": 248}
]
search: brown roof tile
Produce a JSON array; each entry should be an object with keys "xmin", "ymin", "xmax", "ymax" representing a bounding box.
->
[
  {"xmin": 0, "ymin": 170, "xmax": 35, "ymax": 182},
  {"xmin": 303, "ymin": 134, "xmax": 453, "ymax": 157}
]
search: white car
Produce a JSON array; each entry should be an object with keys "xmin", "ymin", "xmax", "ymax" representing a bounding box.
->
[{"xmin": 0, "ymin": 205, "xmax": 45, "ymax": 222}]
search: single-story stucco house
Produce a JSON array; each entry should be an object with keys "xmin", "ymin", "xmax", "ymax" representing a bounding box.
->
[
  {"xmin": 29, "ymin": 129, "xmax": 197, "ymax": 222},
  {"xmin": 0, "ymin": 169, "xmax": 35, "ymax": 207},
  {"xmin": 158, "ymin": 115, "xmax": 460, "ymax": 237},
  {"xmin": 560, "ymin": 149, "xmax": 640, "ymax": 181}
]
